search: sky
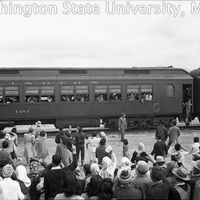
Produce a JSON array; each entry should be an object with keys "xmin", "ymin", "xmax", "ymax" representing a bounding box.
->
[{"xmin": 0, "ymin": 0, "xmax": 199, "ymax": 72}]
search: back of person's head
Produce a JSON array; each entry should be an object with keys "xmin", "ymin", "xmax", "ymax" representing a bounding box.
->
[
  {"xmin": 151, "ymin": 166, "xmax": 165, "ymax": 182},
  {"xmin": 0, "ymin": 157, "xmax": 10, "ymax": 168},
  {"xmin": 11, "ymin": 127, "xmax": 17, "ymax": 134},
  {"xmin": 100, "ymin": 137, "xmax": 106, "ymax": 146},
  {"xmin": 86, "ymin": 175, "xmax": 102, "ymax": 197},
  {"xmin": 29, "ymin": 127, "xmax": 34, "ymax": 133},
  {"xmin": 194, "ymin": 137, "xmax": 199, "ymax": 143},
  {"xmin": 63, "ymin": 172, "xmax": 82, "ymax": 197},
  {"xmin": 138, "ymin": 143, "xmax": 145, "ymax": 152},
  {"xmin": 2, "ymin": 140, "xmax": 9, "ymax": 149},
  {"xmin": 171, "ymin": 119, "xmax": 177, "ymax": 126},
  {"xmin": 92, "ymin": 132, "xmax": 97, "ymax": 137},
  {"xmin": 83, "ymin": 163, "xmax": 91, "ymax": 176},
  {"xmin": 123, "ymin": 139, "xmax": 128, "ymax": 145},
  {"xmin": 52, "ymin": 154, "xmax": 61, "ymax": 166},
  {"xmin": 157, "ymin": 135, "xmax": 162, "ymax": 140},
  {"xmin": 40, "ymin": 130, "xmax": 46, "ymax": 137},
  {"xmin": 175, "ymin": 143, "xmax": 181, "ymax": 151},
  {"xmin": 98, "ymin": 178, "xmax": 113, "ymax": 200}
]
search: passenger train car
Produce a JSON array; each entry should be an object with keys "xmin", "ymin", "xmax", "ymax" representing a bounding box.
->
[{"xmin": 0, "ymin": 67, "xmax": 193, "ymax": 129}]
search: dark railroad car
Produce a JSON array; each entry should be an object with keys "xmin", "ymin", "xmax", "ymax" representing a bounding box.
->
[
  {"xmin": 0, "ymin": 67, "xmax": 193, "ymax": 129},
  {"xmin": 190, "ymin": 68, "xmax": 200, "ymax": 121}
]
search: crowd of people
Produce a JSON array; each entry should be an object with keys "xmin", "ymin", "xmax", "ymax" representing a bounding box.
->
[{"xmin": 0, "ymin": 119, "xmax": 200, "ymax": 200}]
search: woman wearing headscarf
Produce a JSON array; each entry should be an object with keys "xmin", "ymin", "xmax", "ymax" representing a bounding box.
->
[
  {"xmin": 0, "ymin": 164, "xmax": 24, "ymax": 200},
  {"xmin": 16, "ymin": 165, "xmax": 31, "ymax": 197},
  {"xmin": 101, "ymin": 147, "xmax": 117, "ymax": 180}
]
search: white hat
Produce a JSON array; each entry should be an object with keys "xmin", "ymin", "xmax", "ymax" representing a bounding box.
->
[{"xmin": 35, "ymin": 121, "xmax": 42, "ymax": 126}]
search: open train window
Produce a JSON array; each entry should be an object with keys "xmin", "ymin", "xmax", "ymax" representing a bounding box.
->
[
  {"xmin": 141, "ymin": 85, "xmax": 153, "ymax": 102},
  {"xmin": 109, "ymin": 85, "xmax": 121, "ymax": 101},
  {"xmin": 5, "ymin": 86, "xmax": 19, "ymax": 104},
  {"xmin": 25, "ymin": 86, "xmax": 39, "ymax": 103},
  {"xmin": 127, "ymin": 85, "xmax": 139, "ymax": 101},
  {"xmin": 61, "ymin": 86, "xmax": 75, "ymax": 102},
  {"xmin": 75, "ymin": 86, "xmax": 89, "ymax": 101},
  {"xmin": 95, "ymin": 85, "xmax": 108, "ymax": 101},
  {"xmin": 40, "ymin": 86, "xmax": 55, "ymax": 103},
  {"xmin": 0, "ymin": 87, "xmax": 3, "ymax": 103},
  {"xmin": 167, "ymin": 84, "xmax": 175, "ymax": 97}
]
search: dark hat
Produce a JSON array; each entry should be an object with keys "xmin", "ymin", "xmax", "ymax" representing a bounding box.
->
[
  {"xmin": 172, "ymin": 167, "xmax": 190, "ymax": 181},
  {"xmin": 118, "ymin": 168, "xmax": 133, "ymax": 185},
  {"xmin": 151, "ymin": 166, "xmax": 166, "ymax": 181}
]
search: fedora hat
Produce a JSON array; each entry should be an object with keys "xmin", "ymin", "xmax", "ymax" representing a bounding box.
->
[
  {"xmin": 156, "ymin": 156, "xmax": 165, "ymax": 163},
  {"xmin": 172, "ymin": 167, "xmax": 190, "ymax": 181},
  {"xmin": 193, "ymin": 160, "xmax": 200, "ymax": 171}
]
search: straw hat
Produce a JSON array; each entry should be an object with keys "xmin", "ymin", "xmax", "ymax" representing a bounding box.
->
[{"xmin": 172, "ymin": 167, "xmax": 190, "ymax": 181}]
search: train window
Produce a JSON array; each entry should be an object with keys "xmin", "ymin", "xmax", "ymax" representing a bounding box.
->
[
  {"xmin": 75, "ymin": 86, "xmax": 89, "ymax": 101},
  {"xmin": 25, "ymin": 86, "xmax": 39, "ymax": 103},
  {"xmin": 40, "ymin": 86, "xmax": 55, "ymax": 103},
  {"xmin": 167, "ymin": 84, "xmax": 175, "ymax": 97},
  {"xmin": 0, "ymin": 87, "xmax": 3, "ymax": 103},
  {"xmin": 109, "ymin": 85, "xmax": 121, "ymax": 101},
  {"xmin": 127, "ymin": 85, "xmax": 139, "ymax": 101},
  {"xmin": 95, "ymin": 85, "xmax": 108, "ymax": 101},
  {"xmin": 61, "ymin": 86, "xmax": 75, "ymax": 102},
  {"xmin": 141, "ymin": 85, "xmax": 153, "ymax": 102},
  {"xmin": 5, "ymin": 86, "xmax": 19, "ymax": 103}
]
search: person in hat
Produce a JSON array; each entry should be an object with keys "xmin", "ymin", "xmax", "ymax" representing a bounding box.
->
[
  {"xmin": 34, "ymin": 121, "xmax": 43, "ymax": 139},
  {"xmin": 0, "ymin": 164, "xmax": 24, "ymax": 200},
  {"xmin": 154, "ymin": 156, "xmax": 169, "ymax": 179},
  {"xmin": 172, "ymin": 167, "xmax": 191, "ymax": 200},
  {"xmin": 190, "ymin": 160, "xmax": 200, "ymax": 200},
  {"xmin": 113, "ymin": 168, "xmax": 142, "ymax": 200},
  {"xmin": 149, "ymin": 166, "xmax": 171, "ymax": 200},
  {"xmin": 118, "ymin": 113, "xmax": 127, "ymax": 142},
  {"xmin": 131, "ymin": 161, "xmax": 152, "ymax": 199}
]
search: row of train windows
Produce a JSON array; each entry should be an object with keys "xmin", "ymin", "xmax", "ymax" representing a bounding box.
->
[{"xmin": 0, "ymin": 84, "xmax": 175, "ymax": 104}]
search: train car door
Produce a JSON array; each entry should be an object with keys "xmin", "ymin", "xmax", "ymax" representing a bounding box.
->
[{"xmin": 181, "ymin": 84, "xmax": 192, "ymax": 124}]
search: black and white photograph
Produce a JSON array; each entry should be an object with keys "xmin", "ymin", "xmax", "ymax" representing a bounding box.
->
[{"xmin": 0, "ymin": 0, "xmax": 200, "ymax": 199}]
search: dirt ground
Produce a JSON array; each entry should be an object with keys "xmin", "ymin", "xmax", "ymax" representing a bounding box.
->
[{"xmin": 15, "ymin": 128, "xmax": 199, "ymax": 172}]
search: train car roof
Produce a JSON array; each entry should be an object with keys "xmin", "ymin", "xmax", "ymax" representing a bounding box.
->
[
  {"xmin": 190, "ymin": 68, "xmax": 200, "ymax": 79},
  {"xmin": 0, "ymin": 66, "xmax": 193, "ymax": 80}
]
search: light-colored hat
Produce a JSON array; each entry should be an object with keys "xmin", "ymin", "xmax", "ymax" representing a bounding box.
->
[
  {"xmin": 136, "ymin": 160, "xmax": 149, "ymax": 174},
  {"xmin": 156, "ymin": 156, "xmax": 165, "ymax": 163},
  {"xmin": 193, "ymin": 160, "xmax": 200, "ymax": 171},
  {"xmin": 172, "ymin": 167, "xmax": 190, "ymax": 181},
  {"xmin": 2, "ymin": 164, "xmax": 13, "ymax": 178},
  {"xmin": 35, "ymin": 121, "xmax": 42, "ymax": 126},
  {"xmin": 118, "ymin": 168, "xmax": 133, "ymax": 185}
]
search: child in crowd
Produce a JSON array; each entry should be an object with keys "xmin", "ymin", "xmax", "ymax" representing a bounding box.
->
[
  {"xmin": 189, "ymin": 136, "xmax": 200, "ymax": 161},
  {"xmin": 171, "ymin": 143, "xmax": 189, "ymax": 167},
  {"xmin": 122, "ymin": 139, "xmax": 129, "ymax": 158}
]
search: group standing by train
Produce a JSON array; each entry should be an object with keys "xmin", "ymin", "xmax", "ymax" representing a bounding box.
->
[{"xmin": 0, "ymin": 117, "xmax": 200, "ymax": 200}]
